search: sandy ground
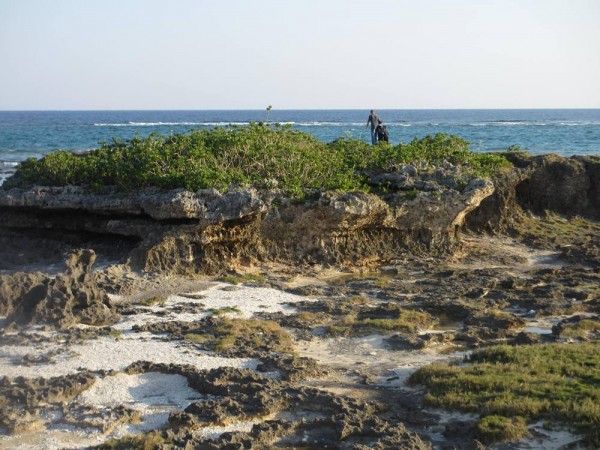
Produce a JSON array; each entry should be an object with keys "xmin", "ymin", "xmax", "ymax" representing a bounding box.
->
[
  {"xmin": 0, "ymin": 282, "xmax": 315, "ymax": 449},
  {"xmin": 0, "ymin": 236, "xmax": 595, "ymax": 449}
]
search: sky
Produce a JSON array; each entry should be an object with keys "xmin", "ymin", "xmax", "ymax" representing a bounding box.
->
[{"xmin": 0, "ymin": 0, "xmax": 599, "ymax": 110}]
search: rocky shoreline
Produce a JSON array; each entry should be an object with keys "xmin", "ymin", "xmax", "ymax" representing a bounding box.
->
[{"xmin": 0, "ymin": 152, "xmax": 599, "ymax": 449}]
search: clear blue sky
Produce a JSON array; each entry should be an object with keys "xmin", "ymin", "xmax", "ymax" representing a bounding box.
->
[{"xmin": 1, "ymin": 0, "xmax": 599, "ymax": 110}]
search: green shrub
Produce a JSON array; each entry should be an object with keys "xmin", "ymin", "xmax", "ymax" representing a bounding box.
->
[{"xmin": 4, "ymin": 126, "xmax": 511, "ymax": 196}]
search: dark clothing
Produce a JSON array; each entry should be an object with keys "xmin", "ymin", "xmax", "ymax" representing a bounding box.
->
[{"xmin": 376, "ymin": 124, "xmax": 389, "ymax": 142}]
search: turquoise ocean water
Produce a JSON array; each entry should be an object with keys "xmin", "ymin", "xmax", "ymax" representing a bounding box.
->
[{"xmin": 1, "ymin": 109, "xmax": 599, "ymax": 183}]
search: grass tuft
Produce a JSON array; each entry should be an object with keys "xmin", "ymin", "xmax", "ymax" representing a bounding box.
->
[
  {"xmin": 208, "ymin": 306, "xmax": 242, "ymax": 316},
  {"xmin": 409, "ymin": 343, "xmax": 600, "ymax": 446},
  {"xmin": 475, "ymin": 415, "xmax": 529, "ymax": 444},
  {"xmin": 138, "ymin": 295, "xmax": 167, "ymax": 307},
  {"xmin": 327, "ymin": 309, "xmax": 432, "ymax": 336}
]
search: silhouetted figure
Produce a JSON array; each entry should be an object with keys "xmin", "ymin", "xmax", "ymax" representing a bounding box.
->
[{"xmin": 366, "ymin": 110, "xmax": 380, "ymax": 144}]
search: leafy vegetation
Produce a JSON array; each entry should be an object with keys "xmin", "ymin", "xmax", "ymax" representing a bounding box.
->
[
  {"xmin": 409, "ymin": 343, "xmax": 600, "ymax": 445},
  {"xmin": 4, "ymin": 124, "xmax": 511, "ymax": 198}
]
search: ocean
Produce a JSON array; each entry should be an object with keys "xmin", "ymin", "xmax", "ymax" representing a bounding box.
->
[{"xmin": 1, "ymin": 109, "xmax": 599, "ymax": 184}]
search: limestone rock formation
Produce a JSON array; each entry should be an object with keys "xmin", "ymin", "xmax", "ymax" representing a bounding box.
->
[
  {"xmin": 0, "ymin": 175, "xmax": 494, "ymax": 274},
  {"xmin": 467, "ymin": 153, "xmax": 600, "ymax": 232},
  {"xmin": 0, "ymin": 186, "xmax": 266, "ymax": 222},
  {"xmin": 0, "ymin": 271, "xmax": 48, "ymax": 317},
  {"xmin": 4, "ymin": 249, "xmax": 118, "ymax": 328}
]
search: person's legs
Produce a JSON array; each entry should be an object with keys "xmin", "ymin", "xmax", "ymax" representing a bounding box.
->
[{"xmin": 371, "ymin": 129, "xmax": 378, "ymax": 145}]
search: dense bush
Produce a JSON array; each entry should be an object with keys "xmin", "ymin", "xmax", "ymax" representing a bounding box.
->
[{"xmin": 4, "ymin": 124, "xmax": 511, "ymax": 197}]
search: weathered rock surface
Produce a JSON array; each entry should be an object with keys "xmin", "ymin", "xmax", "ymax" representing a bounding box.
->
[
  {"xmin": 0, "ymin": 176, "xmax": 494, "ymax": 274},
  {"xmin": 0, "ymin": 371, "xmax": 96, "ymax": 434},
  {"xmin": 516, "ymin": 154, "xmax": 600, "ymax": 220},
  {"xmin": 0, "ymin": 186, "xmax": 266, "ymax": 221},
  {"xmin": 0, "ymin": 271, "xmax": 48, "ymax": 317},
  {"xmin": 3, "ymin": 249, "xmax": 118, "ymax": 328},
  {"xmin": 467, "ymin": 153, "xmax": 600, "ymax": 232},
  {"xmin": 123, "ymin": 362, "xmax": 432, "ymax": 450}
]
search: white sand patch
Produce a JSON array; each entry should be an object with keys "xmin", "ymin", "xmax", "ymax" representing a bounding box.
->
[
  {"xmin": 76, "ymin": 372, "xmax": 203, "ymax": 438},
  {"xmin": 296, "ymin": 334, "xmax": 466, "ymax": 387},
  {"xmin": 173, "ymin": 283, "xmax": 308, "ymax": 318},
  {"xmin": 112, "ymin": 283, "xmax": 311, "ymax": 331},
  {"xmin": 0, "ymin": 283, "xmax": 313, "ymax": 379},
  {"xmin": 77, "ymin": 372, "xmax": 202, "ymax": 409},
  {"xmin": 517, "ymin": 421, "xmax": 585, "ymax": 449},
  {"xmin": 0, "ymin": 334, "xmax": 258, "ymax": 378},
  {"xmin": 523, "ymin": 312, "xmax": 597, "ymax": 335},
  {"xmin": 0, "ymin": 428, "xmax": 105, "ymax": 450}
]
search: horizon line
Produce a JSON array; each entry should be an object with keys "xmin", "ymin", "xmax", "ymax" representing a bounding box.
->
[{"xmin": 1, "ymin": 107, "xmax": 600, "ymax": 112}]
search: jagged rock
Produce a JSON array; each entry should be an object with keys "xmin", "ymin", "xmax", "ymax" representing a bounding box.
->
[
  {"xmin": 5, "ymin": 249, "xmax": 118, "ymax": 329},
  {"xmin": 0, "ymin": 186, "xmax": 267, "ymax": 222},
  {"xmin": 0, "ymin": 271, "xmax": 49, "ymax": 316},
  {"xmin": 0, "ymin": 371, "xmax": 96, "ymax": 434},
  {"xmin": 514, "ymin": 331, "xmax": 542, "ymax": 345},
  {"xmin": 123, "ymin": 362, "xmax": 431, "ymax": 450},
  {"xmin": 256, "ymin": 353, "xmax": 329, "ymax": 382},
  {"xmin": 465, "ymin": 311, "xmax": 525, "ymax": 330},
  {"xmin": 61, "ymin": 404, "xmax": 141, "ymax": 434},
  {"xmin": 467, "ymin": 153, "xmax": 600, "ymax": 233},
  {"xmin": 385, "ymin": 332, "xmax": 454, "ymax": 350},
  {"xmin": 517, "ymin": 155, "xmax": 600, "ymax": 220},
  {"xmin": 0, "ymin": 173, "xmax": 494, "ymax": 275}
]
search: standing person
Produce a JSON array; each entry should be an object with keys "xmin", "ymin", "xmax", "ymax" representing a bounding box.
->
[{"xmin": 366, "ymin": 110, "xmax": 380, "ymax": 145}]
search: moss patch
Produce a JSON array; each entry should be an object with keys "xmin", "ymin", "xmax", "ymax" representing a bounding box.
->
[
  {"xmin": 183, "ymin": 318, "xmax": 294, "ymax": 356},
  {"xmin": 327, "ymin": 309, "xmax": 432, "ymax": 337},
  {"xmin": 409, "ymin": 343, "xmax": 600, "ymax": 446},
  {"xmin": 138, "ymin": 295, "xmax": 167, "ymax": 307},
  {"xmin": 475, "ymin": 415, "xmax": 529, "ymax": 444},
  {"xmin": 513, "ymin": 212, "xmax": 600, "ymax": 265},
  {"xmin": 557, "ymin": 319, "xmax": 600, "ymax": 339}
]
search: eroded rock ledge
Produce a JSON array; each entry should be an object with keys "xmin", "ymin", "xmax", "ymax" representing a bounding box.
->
[
  {"xmin": 0, "ymin": 175, "xmax": 493, "ymax": 274},
  {"xmin": 1, "ymin": 153, "xmax": 597, "ymax": 275}
]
